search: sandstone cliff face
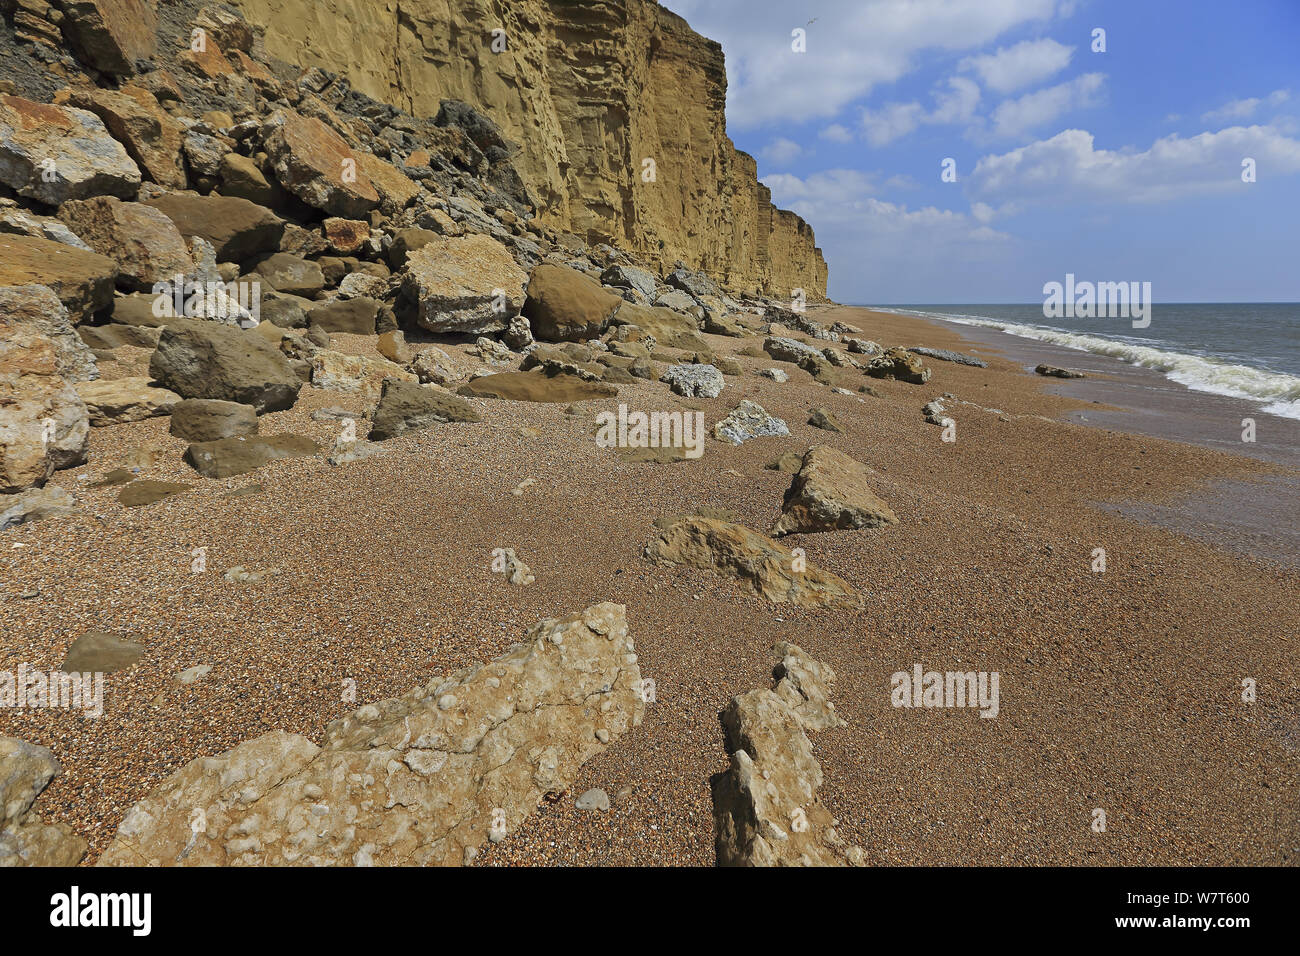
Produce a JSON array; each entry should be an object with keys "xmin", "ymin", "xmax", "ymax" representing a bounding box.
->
[{"xmin": 233, "ymin": 0, "xmax": 827, "ymax": 299}]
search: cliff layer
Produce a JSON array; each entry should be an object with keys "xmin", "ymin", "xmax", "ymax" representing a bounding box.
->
[{"xmin": 233, "ymin": 0, "xmax": 828, "ymax": 299}]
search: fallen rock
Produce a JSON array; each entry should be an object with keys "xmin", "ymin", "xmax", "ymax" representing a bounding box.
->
[
  {"xmin": 910, "ymin": 346, "xmax": 987, "ymax": 368},
  {"xmin": 98, "ymin": 603, "xmax": 644, "ymax": 866},
  {"xmin": 807, "ymin": 407, "xmax": 842, "ymax": 432},
  {"xmin": 409, "ymin": 346, "xmax": 460, "ymax": 386},
  {"xmin": 261, "ymin": 109, "xmax": 379, "ymax": 217},
  {"xmin": 57, "ymin": 197, "xmax": 194, "ymax": 292},
  {"xmin": 253, "ymin": 253, "xmax": 325, "ymax": 298},
  {"xmin": 1035, "ymin": 364, "xmax": 1086, "ymax": 379},
  {"xmin": 0, "ymin": 235, "xmax": 117, "ymax": 321},
  {"xmin": 661, "ymin": 363, "xmax": 724, "ymax": 398},
  {"xmin": 310, "ymin": 350, "xmax": 415, "ymax": 403},
  {"xmin": 0, "ymin": 285, "xmax": 98, "ymax": 383},
  {"xmin": 183, "ymin": 434, "xmax": 319, "ymax": 478},
  {"xmin": 62, "ymin": 630, "xmax": 144, "ymax": 672},
  {"xmin": 773, "ymin": 446, "xmax": 898, "ymax": 536},
  {"xmin": 523, "ymin": 263, "xmax": 623, "ymax": 342},
  {"xmin": 0, "ymin": 737, "xmax": 88, "ymax": 866},
  {"xmin": 402, "ymin": 234, "xmax": 528, "ymax": 334},
  {"xmin": 376, "ymin": 330, "xmax": 412, "ymax": 365},
  {"xmin": 0, "ymin": 486, "xmax": 78, "ymax": 530},
  {"xmin": 169, "ymin": 399, "xmax": 258, "ymax": 442},
  {"xmin": 143, "ymin": 194, "xmax": 284, "ymax": 263},
  {"xmin": 711, "ymin": 644, "xmax": 861, "ymax": 867},
  {"xmin": 149, "ymin": 320, "xmax": 303, "ymax": 413},
  {"xmin": 369, "ymin": 379, "xmax": 482, "ymax": 440},
  {"xmin": 601, "ymin": 263, "xmax": 657, "ymax": 299},
  {"xmin": 575, "ymin": 788, "xmax": 611, "ymax": 812},
  {"xmin": 645, "ymin": 517, "xmax": 857, "ymax": 607},
  {"xmin": 866, "ymin": 347, "xmax": 931, "ymax": 385},
  {"xmin": 494, "ymin": 547, "xmax": 536, "ymax": 586},
  {"xmin": 58, "ymin": 0, "xmax": 157, "ymax": 77},
  {"xmin": 713, "ymin": 400, "xmax": 790, "ymax": 445},
  {"xmin": 75, "ymin": 377, "xmax": 180, "ymax": 425},
  {"xmin": 61, "ymin": 85, "xmax": 185, "ymax": 190},
  {"xmin": 0, "ymin": 95, "xmax": 140, "ymax": 205},
  {"xmin": 760, "ymin": 368, "xmax": 789, "ymax": 383},
  {"xmin": 307, "ymin": 297, "xmax": 379, "ymax": 335},
  {"xmin": 458, "ymin": 371, "xmax": 617, "ymax": 404},
  {"xmin": 766, "ymin": 451, "xmax": 805, "ymax": 474},
  {"xmin": 117, "ymin": 479, "xmax": 193, "ymax": 507}
]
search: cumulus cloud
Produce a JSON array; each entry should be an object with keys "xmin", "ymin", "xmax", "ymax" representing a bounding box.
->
[
  {"xmin": 860, "ymin": 76, "xmax": 981, "ymax": 146},
  {"xmin": 968, "ymin": 124, "xmax": 1300, "ymax": 209},
  {"xmin": 1201, "ymin": 89, "xmax": 1291, "ymax": 125},
  {"xmin": 990, "ymin": 72, "xmax": 1106, "ymax": 138},
  {"xmin": 819, "ymin": 123, "xmax": 855, "ymax": 143},
  {"xmin": 659, "ymin": 0, "xmax": 1065, "ymax": 129},
  {"xmin": 959, "ymin": 37, "xmax": 1074, "ymax": 93}
]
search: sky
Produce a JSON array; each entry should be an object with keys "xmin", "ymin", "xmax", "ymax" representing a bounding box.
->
[{"xmin": 659, "ymin": 0, "xmax": 1300, "ymax": 304}]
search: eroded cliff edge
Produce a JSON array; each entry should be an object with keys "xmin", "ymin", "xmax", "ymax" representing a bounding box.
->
[{"xmin": 232, "ymin": 0, "xmax": 829, "ymax": 300}]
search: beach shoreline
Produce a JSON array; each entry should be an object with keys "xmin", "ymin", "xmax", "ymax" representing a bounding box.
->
[{"xmin": 3, "ymin": 303, "xmax": 1296, "ymax": 865}]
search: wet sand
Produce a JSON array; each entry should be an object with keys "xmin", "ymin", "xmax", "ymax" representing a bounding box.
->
[{"xmin": 2, "ymin": 305, "xmax": 1296, "ymax": 865}]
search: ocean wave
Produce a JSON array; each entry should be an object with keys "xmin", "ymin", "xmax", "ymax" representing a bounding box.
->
[{"xmin": 877, "ymin": 308, "xmax": 1300, "ymax": 421}]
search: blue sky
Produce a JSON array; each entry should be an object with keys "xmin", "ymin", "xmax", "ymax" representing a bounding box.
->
[{"xmin": 660, "ymin": 0, "xmax": 1300, "ymax": 303}]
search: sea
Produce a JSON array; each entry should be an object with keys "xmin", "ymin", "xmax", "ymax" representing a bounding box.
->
[{"xmin": 861, "ymin": 303, "xmax": 1300, "ymax": 422}]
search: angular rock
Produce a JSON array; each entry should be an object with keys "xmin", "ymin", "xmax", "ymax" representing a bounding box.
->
[
  {"xmin": 0, "ymin": 486, "xmax": 78, "ymax": 531},
  {"xmin": 910, "ymin": 346, "xmax": 987, "ymax": 368},
  {"xmin": 59, "ymin": 0, "xmax": 157, "ymax": 76},
  {"xmin": 183, "ymin": 433, "xmax": 320, "ymax": 478},
  {"xmin": 0, "ymin": 737, "xmax": 88, "ymax": 867},
  {"xmin": 75, "ymin": 377, "xmax": 181, "ymax": 425},
  {"xmin": 0, "ymin": 285, "xmax": 98, "ymax": 383},
  {"xmin": 402, "ymin": 234, "xmax": 528, "ymax": 334},
  {"xmin": 866, "ymin": 347, "xmax": 930, "ymax": 385},
  {"xmin": 523, "ymin": 263, "xmax": 623, "ymax": 342},
  {"xmin": 645, "ymin": 517, "xmax": 857, "ymax": 607},
  {"xmin": 253, "ymin": 253, "xmax": 325, "ymax": 298},
  {"xmin": 807, "ymin": 407, "xmax": 841, "ymax": 432},
  {"xmin": 713, "ymin": 400, "xmax": 790, "ymax": 445},
  {"xmin": 376, "ymin": 330, "xmax": 412, "ymax": 365},
  {"xmin": 408, "ymin": 346, "xmax": 460, "ymax": 386},
  {"xmin": 219, "ymin": 153, "xmax": 275, "ymax": 206},
  {"xmin": 322, "ymin": 217, "xmax": 369, "ymax": 255},
  {"xmin": 458, "ymin": 371, "xmax": 616, "ymax": 404},
  {"xmin": 61, "ymin": 86, "xmax": 185, "ymax": 190},
  {"xmin": 143, "ymin": 194, "xmax": 284, "ymax": 263},
  {"xmin": 261, "ymin": 109, "xmax": 379, "ymax": 217},
  {"xmin": 773, "ymin": 446, "xmax": 898, "ymax": 536},
  {"xmin": 660, "ymin": 363, "xmax": 723, "ymax": 398},
  {"xmin": 169, "ymin": 399, "xmax": 258, "ymax": 442},
  {"xmin": 58, "ymin": 197, "xmax": 194, "ymax": 291},
  {"xmin": 149, "ymin": 320, "xmax": 303, "ymax": 413},
  {"xmin": 601, "ymin": 263, "xmax": 658, "ymax": 299},
  {"xmin": 62, "ymin": 630, "xmax": 145, "ymax": 672},
  {"xmin": 764, "ymin": 336, "xmax": 825, "ymax": 366},
  {"xmin": 1036, "ymin": 364, "xmax": 1086, "ymax": 379},
  {"xmin": 310, "ymin": 350, "xmax": 415, "ymax": 402},
  {"xmin": 0, "ymin": 95, "xmax": 141, "ymax": 205},
  {"xmin": 369, "ymin": 379, "xmax": 482, "ymax": 441},
  {"xmin": 0, "ymin": 235, "xmax": 117, "ymax": 321},
  {"xmin": 98, "ymin": 603, "xmax": 643, "ymax": 866},
  {"xmin": 307, "ymin": 297, "xmax": 378, "ymax": 335}
]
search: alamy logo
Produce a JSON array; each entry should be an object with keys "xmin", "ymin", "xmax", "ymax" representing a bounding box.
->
[
  {"xmin": 891, "ymin": 663, "xmax": 1000, "ymax": 718},
  {"xmin": 50, "ymin": 886, "xmax": 151, "ymax": 936},
  {"xmin": 1043, "ymin": 273, "xmax": 1151, "ymax": 329},
  {"xmin": 1, "ymin": 663, "xmax": 104, "ymax": 718},
  {"xmin": 151, "ymin": 275, "xmax": 261, "ymax": 327},
  {"xmin": 594, "ymin": 404, "xmax": 705, "ymax": 459}
]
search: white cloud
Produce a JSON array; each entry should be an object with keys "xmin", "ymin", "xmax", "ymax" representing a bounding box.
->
[
  {"xmin": 959, "ymin": 37, "xmax": 1074, "ymax": 93},
  {"xmin": 759, "ymin": 137, "xmax": 806, "ymax": 166},
  {"xmin": 1201, "ymin": 89, "xmax": 1291, "ymax": 125},
  {"xmin": 659, "ymin": 0, "xmax": 1066, "ymax": 129},
  {"xmin": 859, "ymin": 76, "xmax": 981, "ymax": 146},
  {"xmin": 968, "ymin": 124, "xmax": 1300, "ymax": 209},
  {"xmin": 990, "ymin": 72, "xmax": 1105, "ymax": 138},
  {"xmin": 819, "ymin": 123, "xmax": 855, "ymax": 143}
]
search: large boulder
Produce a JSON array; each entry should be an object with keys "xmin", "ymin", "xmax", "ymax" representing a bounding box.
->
[
  {"xmin": 0, "ymin": 486, "xmax": 79, "ymax": 531},
  {"xmin": 149, "ymin": 320, "xmax": 302, "ymax": 413},
  {"xmin": 58, "ymin": 0, "xmax": 157, "ymax": 77},
  {"xmin": 59, "ymin": 86, "xmax": 186, "ymax": 190},
  {"xmin": 613, "ymin": 302, "xmax": 708, "ymax": 351},
  {"xmin": 75, "ymin": 377, "xmax": 181, "ymax": 425},
  {"xmin": 98, "ymin": 603, "xmax": 643, "ymax": 866},
  {"xmin": 369, "ymin": 379, "xmax": 481, "ymax": 440},
  {"xmin": 183, "ymin": 433, "xmax": 319, "ymax": 478},
  {"xmin": 713, "ymin": 401, "xmax": 790, "ymax": 446},
  {"xmin": 143, "ymin": 194, "xmax": 284, "ymax": 263},
  {"xmin": 261, "ymin": 109, "xmax": 379, "ymax": 217},
  {"xmin": 772, "ymin": 446, "xmax": 898, "ymax": 536},
  {"xmin": 0, "ymin": 737, "xmax": 88, "ymax": 866},
  {"xmin": 402, "ymin": 234, "xmax": 528, "ymax": 334},
  {"xmin": 865, "ymin": 347, "xmax": 931, "ymax": 385},
  {"xmin": 601, "ymin": 263, "xmax": 658, "ymax": 299},
  {"xmin": 0, "ymin": 298, "xmax": 91, "ymax": 492},
  {"xmin": 252, "ymin": 253, "xmax": 325, "ymax": 298},
  {"xmin": 0, "ymin": 285, "xmax": 98, "ymax": 383},
  {"xmin": 57, "ymin": 197, "xmax": 194, "ymax": 291},
  {"xmin": 645, "ymin": 517, "xmax": 857, "ymax": 608},
  {"xmin": 661, "ymin": 363, "xmax": 723, "ymax": 398},
  {"xmin": 0, "ymin": 236, "xmax": 117, "ymax": 321},
  {"xmin": 309, "ymin": 350, "xmax": 415, "ymax": 403},
  {"xmin": 522, "ymin": 263, "xmax": 623, "ymax": 342},
  {"xmin": 0, "ymin": 95, "xmax": 141, "ymax": 205}
]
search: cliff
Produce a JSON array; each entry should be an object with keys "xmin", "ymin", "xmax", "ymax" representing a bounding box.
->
[{"xmin": 232, "ymin": 0, "xmax": 828, "ymax": 300}]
